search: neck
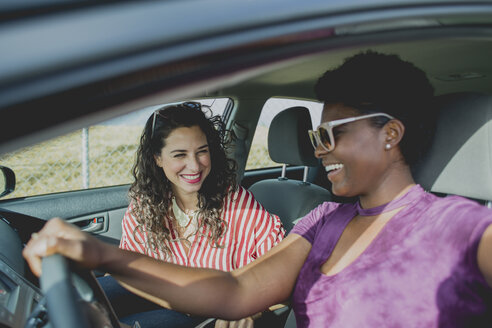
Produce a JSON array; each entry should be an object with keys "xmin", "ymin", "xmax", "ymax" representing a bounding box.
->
[
  {"xmin": 358, "ymin": 165, "xmax": 415, "ymax": 210},
  {"xmin": 173, "ymin": 191, "xmax": 199, "ymax": 213}
]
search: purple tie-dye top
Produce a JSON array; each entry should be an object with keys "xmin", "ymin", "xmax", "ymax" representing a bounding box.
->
[{"xmin": 291, "ymin": 185, "xmax": 492, "ymax": 328}]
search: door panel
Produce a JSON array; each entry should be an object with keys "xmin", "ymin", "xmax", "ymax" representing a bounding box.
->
[
  {"xmin": 69, "ymin": 207, "xmax": 126, "ymax": 246},
  {"xmin": 0, "ymin": 185, "xmax": 129, "ymax": 245}
]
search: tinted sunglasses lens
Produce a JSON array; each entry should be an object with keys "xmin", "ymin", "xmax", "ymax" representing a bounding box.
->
[
  {"xmin": 308, "ymin": 131, "xmax": 318, "ymax": 149},
  {"xmin": 318, "ymin": 127, "xmax": 333, "ymax": 150}
]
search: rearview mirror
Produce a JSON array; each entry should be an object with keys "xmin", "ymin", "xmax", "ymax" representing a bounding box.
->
[{"xmin": 0, "ymin": 166, "xmax": 15, "ymax": 198}]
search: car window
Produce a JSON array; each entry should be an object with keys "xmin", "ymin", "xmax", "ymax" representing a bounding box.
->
[
  {"xmin": 0, "ymin": 98, "xmax": 231, "ymax": 199},
  {"xmin": 246, "ymin": 97, "xmax": 322, "ymax": 170}
]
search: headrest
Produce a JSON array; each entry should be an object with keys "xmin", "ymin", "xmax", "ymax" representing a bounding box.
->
[
  {"xmin": 267, "ymin": 106, "xmax": 319, "ymax": 167},
  {"xmin": 414, "ymin": 92, "xmax": 492, "ymax": 201}
]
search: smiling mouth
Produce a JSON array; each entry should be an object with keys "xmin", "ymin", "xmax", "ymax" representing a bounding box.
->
[
  {"xmin": 325, "ymin": 163, "xmax": 344, "ymax": 173},
  {"xmin": 181, "ymin": 173, "xmax": 202, "ymax": 184}
]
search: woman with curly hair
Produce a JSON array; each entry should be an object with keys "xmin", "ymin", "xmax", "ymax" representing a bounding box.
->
[{"xmin": 100, "ymin": 102, "xmax": 285, "ymax": 328}]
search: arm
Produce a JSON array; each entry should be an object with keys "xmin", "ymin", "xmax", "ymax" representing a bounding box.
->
[
  {"xmin": 477, "ymin": 223, "xmax": 492, "ymax": 287},
  {"xmin": 119, "ymin": 202, "xmax": 147, "ymax": 254},
  {"xmin": 213, "ymin": 188, "xmax": 288, "ymax": 327},
  {"xmin": 23, "ymin": 218, "xmax": 311, "ymax": 320}
]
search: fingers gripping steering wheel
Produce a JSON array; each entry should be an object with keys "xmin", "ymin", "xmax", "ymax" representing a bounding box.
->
[{"xmin": 39, "ymin": 254, "xmax": 120, "ymax": 328}]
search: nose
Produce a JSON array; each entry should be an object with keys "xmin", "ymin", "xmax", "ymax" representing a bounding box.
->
[
  {"xmin": 186, "ymin": 155, "xmax": 200, "ymax": 171},
  {"xmin": 314, "ymin": 144, "xmax": 329, "ymax": 159}
]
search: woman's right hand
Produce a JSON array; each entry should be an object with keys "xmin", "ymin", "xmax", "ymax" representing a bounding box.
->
[{"xmin": 22, "ymin": 217, "xmax": 107, "ymax": 277}]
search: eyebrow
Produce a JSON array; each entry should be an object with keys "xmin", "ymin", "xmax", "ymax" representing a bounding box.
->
[{"xmin": 169, "ymin": 144, "xmax": 209, "ymax": 153}]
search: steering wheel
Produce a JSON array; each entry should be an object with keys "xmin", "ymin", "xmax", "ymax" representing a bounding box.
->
[{"xmin": 39, "ymin": 254, "xmax": 120, "ymax": 328}]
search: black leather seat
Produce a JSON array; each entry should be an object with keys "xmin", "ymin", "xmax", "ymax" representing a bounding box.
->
[{"xmin": 249, "ymin": 106, "xmax": 332, "ymax": 232}]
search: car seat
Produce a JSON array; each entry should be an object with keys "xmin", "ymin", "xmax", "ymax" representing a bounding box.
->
[
  {"xmin": 248, "ymin": 106, "xmax": 333, "ymax": 232},
  {"xmin": 413, "ymin": 92, "xmax": 492, "ymax": 206}
]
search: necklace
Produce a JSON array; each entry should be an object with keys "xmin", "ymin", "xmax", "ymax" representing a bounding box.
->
[
  {"xmin": 356, "ymin": 185, "xmax": 423, "ymax": 216},
  {"xmin": 172, "ymin": 197, "xmax": 198, "ymax": 228}
]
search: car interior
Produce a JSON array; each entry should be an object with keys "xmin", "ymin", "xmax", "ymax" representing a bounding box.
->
[
  {"xmin": 1, "ymin": 1, "xmax": 492, "ymax": 327},
  {"xmin": 249, "ymin": 106, "xmax": 333, "ymax": 232}
]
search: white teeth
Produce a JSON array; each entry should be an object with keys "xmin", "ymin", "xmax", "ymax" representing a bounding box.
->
[
  {"xmin": 183, "ymin": 173, "xmax": 200, "ymax": 180},
  {"xmin": 325, "ymin": 164, "xmax": 344, "ymax": 172}
]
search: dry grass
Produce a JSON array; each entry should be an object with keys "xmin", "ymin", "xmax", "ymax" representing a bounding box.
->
[{"xmin": 0, "ymin": 126, "xmax": 142, "ymax": 199}]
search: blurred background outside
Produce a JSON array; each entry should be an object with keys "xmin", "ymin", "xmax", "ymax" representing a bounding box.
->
[{"xmin": 0, "ymin": 98, "xmax": 321, "ymax": 199}]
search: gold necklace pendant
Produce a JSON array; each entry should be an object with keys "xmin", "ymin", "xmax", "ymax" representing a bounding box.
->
[{"xmin": 172, "ymin": 197, "xmax": 198, "ymax": 227}]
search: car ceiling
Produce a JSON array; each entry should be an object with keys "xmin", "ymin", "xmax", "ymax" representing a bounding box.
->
[
  {"xmin": 227, "ymin": 37, "xmax": 492, "ymax": 100},
  {"xmin": 1, "ymin": 0, "xmax": 492, "ymax": 155}
]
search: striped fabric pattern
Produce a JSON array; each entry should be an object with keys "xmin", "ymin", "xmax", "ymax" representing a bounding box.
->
[{"xmin": 120, "ymin": 186, "xmax": 285, "ymax": 271}]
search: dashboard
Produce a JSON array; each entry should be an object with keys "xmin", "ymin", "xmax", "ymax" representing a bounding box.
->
[
  {"xmin": 0, "ymin": 215, "xmax": 119, "ymax": 328},
  {"xmin": 0, "ymin": 217, "xmax": 43, "ymax": 328},
  {"xmin": 0, "ymin": 260, "xmax": 42, "ymax": 328}
]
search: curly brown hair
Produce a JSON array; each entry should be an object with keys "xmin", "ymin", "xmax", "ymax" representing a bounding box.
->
[{"xmin": 128, "ymin": 102, "xmax": 238, "ymax": 258}]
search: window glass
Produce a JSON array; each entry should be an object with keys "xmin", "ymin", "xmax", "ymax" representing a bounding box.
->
[
  {"xmin": 0, "ymin": 98, "xmax": 230, "ymax": 199},
  {"xmin": 246, "ymin": 98, "xmax": 322, "ymax": 170}
]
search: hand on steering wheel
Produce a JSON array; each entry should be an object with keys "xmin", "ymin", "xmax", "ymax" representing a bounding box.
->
[
  {"xmin": 23, "ymin": 219, "xmax": 120, "ymax": 328},
  {"xmin": 23, "ymin": 218, "xmax": 106, "ymax": 277}
]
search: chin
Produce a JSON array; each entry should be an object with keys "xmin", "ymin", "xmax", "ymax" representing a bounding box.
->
[
  {"xmin": 331, "ymin": 184, "xmax": 356, "ymax": 198},
  {"xmin": 185, "ymin": 185, "xmax": 203, "ymax": 193},
  {"xmin": 176, "ymin": 182, "xmax": 202, "ymax": 194}
]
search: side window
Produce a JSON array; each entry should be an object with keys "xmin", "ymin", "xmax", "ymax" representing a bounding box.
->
[
  {"xmin": 246, "ymin": 97, "xmax": 322, "ymax": 170},
  {"xmin": 0, "ymin": 98, "xmax": 231, "ymax": 199}
]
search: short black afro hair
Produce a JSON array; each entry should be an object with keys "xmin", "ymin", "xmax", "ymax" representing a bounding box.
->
[{"xmin": 314, "ymin": 50, "xmax": 435, "ymax": 166}]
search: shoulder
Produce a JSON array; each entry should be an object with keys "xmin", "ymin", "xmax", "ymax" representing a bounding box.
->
[
  {"xmin": 419, "ymin": 192, "xmax": 492, "ymax": 246},
  {"xmin": 228, "ymin": 185, "xmax": 252, "ymax": 199},
  {"xmin": 222, "ymin": 187, "xmax": 285, "ymax": 230},
  {"xmin": 290, "ymin": 201, "xmax": 349, "ymax": 241},
  {"xmin": 123, "ymin": 201, "xmax": 136, "ymax": 222},
  {"xmin": 224, "ymin": 185, "xmax": 257, "ymax": 207},
  {"xmin": 300, "ymin": 201, "xmax": 346, "ymax": 224},
  {"xmin": 425, "ymin": 193, "xmax": 492, "ymax": 224}
]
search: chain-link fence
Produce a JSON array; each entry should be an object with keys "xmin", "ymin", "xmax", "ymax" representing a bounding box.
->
[
  {"xmin": 0, "ymin": 126, "xmax": 273, "ymax": 200},
  {"xmin": 0, "ymin": 126, "xmax": 141, "ymax": 199}
]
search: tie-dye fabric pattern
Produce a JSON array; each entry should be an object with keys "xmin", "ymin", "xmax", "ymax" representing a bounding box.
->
[{"xmin": 291, "ymin": 185, "xmax": 492, "ymax": 328}]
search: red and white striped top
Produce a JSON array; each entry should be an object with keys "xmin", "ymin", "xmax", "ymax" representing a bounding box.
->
[{"xmin": 120, "ymin": 186, "xmax": 285, "ymax": 271}]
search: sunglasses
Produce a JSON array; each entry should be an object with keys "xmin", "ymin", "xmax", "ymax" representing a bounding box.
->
[
  {"xmin": 151, "ymin": 101, "xmax": 202, "ymax": 138},
  {"xmin": 308, "ymin": 113, "xmax": 394, "ymax": 152}
]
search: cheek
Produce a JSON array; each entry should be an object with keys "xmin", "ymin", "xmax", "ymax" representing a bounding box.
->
[
  {"xmin": 349, "ymin": 129, "xmax": 380, "ymax": 150},
  {"xmin": 200, "ymin": 154, "xmax": 212, "ymax": 168},
  {"xmin": 352, "ymin": 137, "xmax": 384, "ymax": 172},
  {"xmin": 338, "ymin": 131, "xmax": 381, "ymax": 166},
  {"xmin": 162, "ymin": 160, "xmax": 185, "ymax": 176}
]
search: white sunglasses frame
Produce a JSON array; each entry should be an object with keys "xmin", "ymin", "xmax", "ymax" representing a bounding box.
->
[{"xmin": 308, "ymin": 112, "xmax": 395, "ymax": 152}]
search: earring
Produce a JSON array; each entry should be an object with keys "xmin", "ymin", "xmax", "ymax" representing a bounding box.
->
[{"xmin": 385, "ymin": 144, "xmax": 391, "ymax": 150}]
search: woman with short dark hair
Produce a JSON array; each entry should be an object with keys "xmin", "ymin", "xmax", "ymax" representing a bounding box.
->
[{"xmin": 24, "ymin": 52, "xmax": 492, "ymax": 328}]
